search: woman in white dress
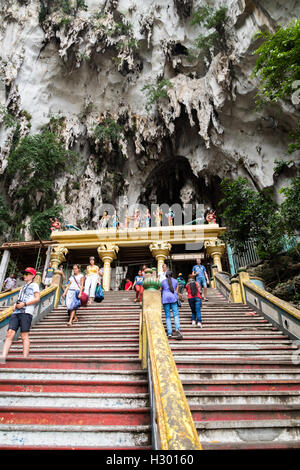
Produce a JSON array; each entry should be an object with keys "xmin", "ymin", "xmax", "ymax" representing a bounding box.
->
[
  {"xmin": 62, "ymin": 264, "xmax": 85, "ymax": 326},
  {"xmin": 84, "ymin": 257, "xmax": 102, "ymax": 305}
]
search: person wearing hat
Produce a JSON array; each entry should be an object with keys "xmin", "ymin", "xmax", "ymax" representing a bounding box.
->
[{"xmin": 1, "ymin": 267, "xmax": 40, "ymax": 363}]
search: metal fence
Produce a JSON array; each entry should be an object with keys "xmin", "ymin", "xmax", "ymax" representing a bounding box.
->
[{"xmin": 227, "ymin": 235, "xmax": 299, "ymax": 276}]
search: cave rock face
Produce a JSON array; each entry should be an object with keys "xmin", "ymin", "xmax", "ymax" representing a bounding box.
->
[{"xmin": 0, "ymin": 0, "xmax": 300, "ymax": 236}]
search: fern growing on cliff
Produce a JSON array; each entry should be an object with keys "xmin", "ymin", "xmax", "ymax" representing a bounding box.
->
[
  {"xmin": 142, "ymin": 78, "xmax": 173, "ymax": 112},
  {"xmin": 191, "ymin": 5, "xmax": 228, "ymax": 53},
  {"xmin": 93, "ymin": 118, "xmax": 124, "ymax": 146},
  {"xmin": 39, "ymin": 0, "xmax": 87, "ymax": 23}
]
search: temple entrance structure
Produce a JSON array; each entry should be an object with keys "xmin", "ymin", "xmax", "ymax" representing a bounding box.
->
[
  {"xmin": 0, "ymin": 223, "xmax": 226, "ymax": 291},
  {"xmin": 47, "ymin": 223, "xmax": 226, "ymax": 291}
]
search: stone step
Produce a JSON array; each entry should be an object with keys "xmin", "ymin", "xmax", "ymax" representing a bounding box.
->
[
  {"xmin": 175, "ymin": 359, "xmax": 298, "ymax": 369},
  {"xmin": 189, "ymin": 404, "xmax": 300, "ymax": 421},
  {"xmin": 12, "ymin": 338, "xmax": 291, "ymax": 347},
  {"xmin": 202, "ymin": 440, "xmax": 300, "ymax": 450},
  {"xmin": 0, "ymin": 407, "xmax": 151, "ymax": 426},
  {"xmin": 178, "ymin": 369, "xmax": 300, "ymax": 380},
  {"xmin": 0, "ymin": 357, "xmax": 143, "ymax": 370},
  {"xmin": 0, "ymin": 424, "xmax": 151, "ymax": 448},
  {"xmin": 182, "ymin": 379, "xmax": 300, "ymax": 392},
  {"xmin": 195, "ymin": 419, "xmax": 300, "ymax": 445},
  {"xmin": 0, "ymin": 379, "xmax": 148, "ymax": 393},
  {"xmin": 184, "ymin": 390, "xmax": 300, "ymax": 406},
  {"xmin": 0, "ymin": 391, "xmax": 149, "ymax": 408},
  {"xmin": 0, "ymin": 367, "xmax": 146, "ymax": 380}
]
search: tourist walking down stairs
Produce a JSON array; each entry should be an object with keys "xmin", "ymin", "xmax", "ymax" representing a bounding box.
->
[
  {"xmin": 84, "ymin": 257, "xmax": 102, "ymax": 305},
  {"xmin": 132, "ymin": 270, "xmax": 144, "ymax": 303},
  {"xmin": 62, "ymin": 264, "xmax": 84, "ymax": 327}
]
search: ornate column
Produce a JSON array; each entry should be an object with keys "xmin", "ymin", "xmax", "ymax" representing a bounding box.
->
[
  {"xmin": 204, "ymin": 239, "xmax": 225, "ymax": 272},
  {"xmin": 97, "ymin": 243, "xmax": 119, "ymax": 291},
  {"xmin": 34, "ymin": 272, "xmax": 42, "ymax": 287},
  {"xmin": 50, "ymin": 245, "xmax": 68, "ymax": 307},
  {"xmin": 149, "ymin": 241, "xmax": 172, "ymax": 274}
]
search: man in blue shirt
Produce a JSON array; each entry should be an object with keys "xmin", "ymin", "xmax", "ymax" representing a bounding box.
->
[{"xmin": 192, "ymin": 258, "xmax": 209, "ymax": 301}]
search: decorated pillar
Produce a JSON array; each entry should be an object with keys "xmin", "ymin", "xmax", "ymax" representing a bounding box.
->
[
  {"xmin": 34, "ymin": 272, "xmax": 42, "ymax": 287},
  {"xmin": 50, "ymin": 245, "xmax": 68, "ymax": 307},
  {"xmin": 210, "ymin": 264, "xmax": 218, "ymax": 289},
  {"xmin": 238, "ymin": 268, "xmax": 250, "ymax": 304},
  {"xmin": 204, "ymin": 239, "xmax": 225, "ymax": 272},
  {"xmin": 149, "ymin": 241, "xmax": 172, "ymax": 274},
  {"xmin": 97, "ymin": 243, "xmax": 119, "ymax": 291}
]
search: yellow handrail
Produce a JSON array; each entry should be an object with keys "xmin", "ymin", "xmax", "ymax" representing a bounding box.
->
[
  {"xmin": 142, "ymin": 289, "xmax": 202, "ymax": 450},
  {"xmin": 244, "ymin": 280, "xmax": 300, "ymax": 320},
  {"xmin": 0, "ymin": 287, "xmax": 21, "ymax": 300},
  {"xmin": 0, "ymin": 285, "xmax": 58, "ymax": 323},
  {"xmin": 214, "ymin": 272, "xmax": 231, "ymax": 292}
]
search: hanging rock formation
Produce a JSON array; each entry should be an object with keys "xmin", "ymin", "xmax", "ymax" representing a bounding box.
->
[{"xmin": 0, "ymin": 0, "xmax": 300, "ymax": 238}]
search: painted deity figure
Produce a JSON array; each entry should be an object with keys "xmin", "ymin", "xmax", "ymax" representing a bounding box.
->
[
  {"xmin": 154, "ymin": 207, "xmax": 163, "ymax": 227},
  {"xmin": 145, "ymin": 209, "xmax": 151, "ymax": 227},
  {"xmin": 50, "ymin": 217, "xmax": 61, "ymax": 232},
  {"xmin": 206, "ymin": 209, "xmax": 217, "ymax": 224},
  {"xmin": 166, "ymin": 209, "xmax": 175, "ymax": 226},
  {"xmin": 99, "ymin": 211, "xmax": 110, "ymax": 229},
  {"xmin": 112, "ymin": 210, "xmax": 119, "ymax": 229},
  {"xmin": 124, "ymin": 208, "xmax": 130, "ymax": 229},
  {"xmin": 132, "ymin": 209, "xmax": 141, "ymax": 229}
]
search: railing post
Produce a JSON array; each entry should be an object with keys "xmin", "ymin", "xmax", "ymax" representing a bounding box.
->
[
  {"xmin": 210, "ymin": 264, "xmax": 218, "ymax": 289},
  {"xmin": 34, "ymin": 271, "xmax": 42, "ymax": 287},
  {"xmin": 142, "ymin": 268, "xmax": 202, "ymax": 450},
  {"xmin": 238, "ymin": 268, "xmax": 250, "ymax": 304},
  {"xmin": 230, "ymin": 278, "xmax": 243, "ymax": 303}
]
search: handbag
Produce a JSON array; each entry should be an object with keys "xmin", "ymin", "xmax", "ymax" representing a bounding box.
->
[
  {"xmin": 70, "ymin": 295, "xmax": 81, "ymax": 311},
  {"xmin": 94, "ymin": 284, "xmax": 104, "ymax": 303},
  {"xmin": 73, "ymin": 276, "xmax": 89, "ymax": 307}
]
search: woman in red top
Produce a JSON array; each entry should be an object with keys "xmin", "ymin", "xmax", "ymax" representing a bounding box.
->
[{"xmin": 186, "ymin": 274, "xmax": 202, "ymax": 327}]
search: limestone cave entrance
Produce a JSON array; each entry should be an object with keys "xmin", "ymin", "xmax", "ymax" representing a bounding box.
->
[{"xmin": 138, "ymin": 156, "xmax": 223, "ymax": 222}]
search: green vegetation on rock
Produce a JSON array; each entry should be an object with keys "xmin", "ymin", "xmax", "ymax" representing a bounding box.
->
[
  {"xmin": 39, "ymin": 0, "xmax": 88, "ymax": 23},
  {"xmin": 5, "ymin": 130, "xmax": 77, "ymax": 239},
  {"xmin": 219, "ymin": 177, "xmax": 285, "ymax": 259},
  {"xmin": 93, "ymin": 118, "xmax": 124, "ymax": 147},
  {"xmin": 252, "ymin": 20, "xmax": 300, "ymax": 152},
  {"xmin": 29, "ymin": 205, "xmax": 63, "ymax": 240},
  {"xmin": 142, "ymin": 78, "xmax": 173, "ymax": 112},
  {"xmin": 190, "ymin": 5, "xmax": 228, "ymax": 52}
]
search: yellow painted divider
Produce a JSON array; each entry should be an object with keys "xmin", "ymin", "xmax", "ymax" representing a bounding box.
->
[
  {"xmin": 0, "ymin": 285, "xmax": 58, "ymax": 323},
  {"xmin": 142, "ymin": 289, "xmax": 202, "ymax": 450},
  {"xmin": 0, "ymin": 287, "xmax": 21, "ymax": 300}
]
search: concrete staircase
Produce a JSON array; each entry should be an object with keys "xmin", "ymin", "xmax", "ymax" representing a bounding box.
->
[
  {"xmin": 1, "ymin": 286, "xmax": 300, "ymax": 450},
  {"xmin": 0, "ymin": 291, "xmax": 151, "ymax": 450},
  {"xmin": 167, "ymin": 288, "xmax": 300, "ymax": 450}
]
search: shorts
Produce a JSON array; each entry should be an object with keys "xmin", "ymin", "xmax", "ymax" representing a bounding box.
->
[
  {"xmin": 8, "ymin": 313, "xmax": 32, "ymax": 333},
  {"xmin": 196, "ymin": 277, "xmax": 207, "ymax": 288}
]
